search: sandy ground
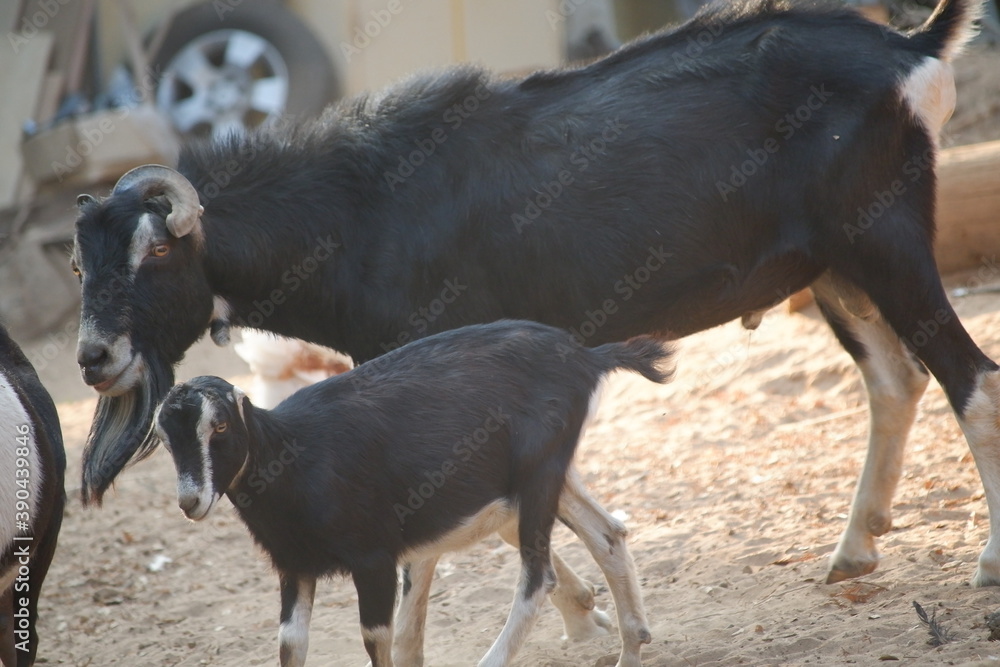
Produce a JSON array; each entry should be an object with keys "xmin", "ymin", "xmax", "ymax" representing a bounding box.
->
[{"xmin": 23, "ymin": 265, "xmax": 1000, "ymax": 667}]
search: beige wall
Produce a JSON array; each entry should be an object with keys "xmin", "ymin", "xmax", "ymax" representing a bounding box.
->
[
  {"xmin": 95, "ymin": 0, "xmax": 180, "ymax": 77},
  {"xmin": 90, "ymin": 0, "xmax": 562, "ymax": 99},
  {"xmin": 290, "ymin": 0, "xmax": 562, "ymax": 95}
]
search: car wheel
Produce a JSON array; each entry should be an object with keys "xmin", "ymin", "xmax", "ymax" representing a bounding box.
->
[{"xmin": 152, "ymin": 1, "xmax": 338, "ymax": 139}]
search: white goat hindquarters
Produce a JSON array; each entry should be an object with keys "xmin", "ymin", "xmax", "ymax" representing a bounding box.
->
[
  {"xmin": 0, "ymin": 373, "xmax": 42, "ymax": 589},
  {"xmin": 900, "ymin": 57, "xmax": 957, "ymax": 143},
  {"xmin": 234, "ymin": 330, "xmax": 353, "ymax": 409}
]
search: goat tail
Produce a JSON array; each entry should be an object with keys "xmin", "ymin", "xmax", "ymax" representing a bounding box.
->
[
  {"xmin": 595, "ymin": 336, "xmax": 675, "ymax": 385},
  {"xmin": 911, "ymin": 0, "xmax": 983, "ymax": 61}
]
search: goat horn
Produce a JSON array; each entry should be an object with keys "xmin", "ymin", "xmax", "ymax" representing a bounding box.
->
[
  {"xmin": 112, "ymin": 165, "xmax": 204, "ymax": 239},
  {"xmin": 232, "ymin": 386, "xmax": 248, "ymax": 424}
]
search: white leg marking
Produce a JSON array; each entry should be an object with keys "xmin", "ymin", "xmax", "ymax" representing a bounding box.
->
[
  {"xmin": 394, "ymin": 559, "xmax": 436, "ymax": 666},
  {"xmin": 828, "ymin": 319, "xmax": 928, "ymax": 582},
  {"xmin": 362, "ymin": 625, "xmax": 393, "ymax": 667},
  {"xmin": 900, "ymin": 57, "xmax": 956, "ymax": 140},
  {"xmin": 559, "ymin": 470, "xmax": 649, "ymax": 667},
  {"xmin": 128, "ymin": 212, "xmax": 159, "ymax": 272},
  {"xmin": 957, "ymin": 370, "xmax": 1000, "ymax": 587},
  {"xmin": 811, "ymin": 278, "xmax": 929, "ymax": 584},
  {"xmin": 478, "ymin": 566, "xmax": 548, "ymax": 667},
  {"xmin": 279, "ymin": 577, "xmax": 316, "ymax": 667},
  {"xmin": 497, "ymin": 518, "xmax": 612, "ymax": 641}
]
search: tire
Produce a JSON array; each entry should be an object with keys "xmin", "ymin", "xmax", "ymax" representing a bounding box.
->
[{"xmin": 151, "ymin": 0, "xmax": 339, "ymax": 139}]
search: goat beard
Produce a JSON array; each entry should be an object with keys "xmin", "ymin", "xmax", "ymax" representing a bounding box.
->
[{"xmin": 81, "ymin": 352, "xmax": 173, "ymax": 506}]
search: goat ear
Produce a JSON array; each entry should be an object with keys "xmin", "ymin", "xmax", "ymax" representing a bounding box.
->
[
  {"xmin": 232, "ymin": 386, "xmax": 248, "ymax": 424},
  {"xmin": 77, "ymin": 194, "xmax": 96, "ymax": 207},
  {"xmin": 166, "ymin": 204, "xmax": 204, "ymax": 239}
]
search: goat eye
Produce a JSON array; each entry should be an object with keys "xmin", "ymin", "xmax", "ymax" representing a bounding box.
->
[
  {"xmin": 214, "ymin": 422, "xmax": 228, "ymax": 434},
  {"xmin": 150, "ymin": 244, "xmax": 170, "ymax": 258},
  {"xmin": 71, "ymin": 263, "xmax": 81, "ymax": 279}
]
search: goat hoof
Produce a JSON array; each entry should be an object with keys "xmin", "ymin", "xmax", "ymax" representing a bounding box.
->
[
  {"xmin": 825, "ymin": 558, "xmax": 878, "ymax": 584},
  {"xmin": 614, "ymin": 649, "xmax": 645, "ymax": 667},
  {"xmin": 562, "ymin": 607, "xmax": 613, "ymax": 641},
  {"xmin": 972, "ymin": 565, "xmax": 1000, "ymax": 588}
]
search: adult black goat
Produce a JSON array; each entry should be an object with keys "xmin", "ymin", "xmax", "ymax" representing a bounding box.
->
[
  {"xmin": 0, "ymin": 324, "xmax": 65, "ymax": 666},
  {"xmin": 73, "ymin": 0, "xmax": 992, "ymax": 592},
  {"xmin": 153, "ymin": 321, "xmax": 673, "ymax": 667}
]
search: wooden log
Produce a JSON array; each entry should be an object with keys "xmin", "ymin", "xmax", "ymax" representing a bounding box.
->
[{"xmin": 934, "ymin": 139, "xmax": 1000, "ymax": 274}]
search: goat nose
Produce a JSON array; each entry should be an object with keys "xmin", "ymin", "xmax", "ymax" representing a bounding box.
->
[
  {"xmin": 77, "ymin": 342, "xmax": 109, "ymax": 370},
  {"xmin": 178, "ymin": 495, "xmax": 199, "ymax": 514}
]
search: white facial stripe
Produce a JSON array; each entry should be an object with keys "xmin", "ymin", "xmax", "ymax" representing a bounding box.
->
[
  {"xmin": 129, "ymin": 212, "xmax": 159, "ymax": 273},
  {"xmin": 77, "ymin": 317, "xmax": 100, "ymax": 345},
  {"xmin": 152, "ymin": 403, "xmax": 169, "ymax": 452},
  {"xmin": 195, "ymin": 395, "xmax": 218, "ymax": 511}
]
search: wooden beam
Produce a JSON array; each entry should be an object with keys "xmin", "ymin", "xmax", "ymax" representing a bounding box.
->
[
  {"xmin": 0, "ymin": 31, "xmax": 53, "ymax": 210},
  {"xmin": 934, "ymin": 140, "xmax": 1000, "ymax": 274}
]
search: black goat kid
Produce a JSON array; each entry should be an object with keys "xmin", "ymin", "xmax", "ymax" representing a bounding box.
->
[
  {"xmin": 72, "ymin": 0, "xmax": 995, "ymax": 591},
  {"xmin": 0, "ymin": 324, "xmax": 65, "ymax": 666},
  {"xmin": 153, "ymin": 321, "xmax": 673, "ymax": 667}
]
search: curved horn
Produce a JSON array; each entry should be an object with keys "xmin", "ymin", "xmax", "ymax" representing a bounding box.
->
[
  {"xmin": 112, "ymin": 164, "xmax": 204, "ymax": 239},
  {"xmin": 232, "ymin": 385, "xmax": 247, "ymax": 424}
]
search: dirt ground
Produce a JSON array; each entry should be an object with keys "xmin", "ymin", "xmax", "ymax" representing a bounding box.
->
[
  {"xmin": 27, "ymin": 266, "xmax": 1000, "ymax": 667},
  {"xmin": 16, "ymin": 39, "xmax": 1000, "ymax": 667}
]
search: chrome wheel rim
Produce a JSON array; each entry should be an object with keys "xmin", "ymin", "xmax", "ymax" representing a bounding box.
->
[{"xmin": 156, "ymin": 29, "xmax": 290, "ymax": 139}]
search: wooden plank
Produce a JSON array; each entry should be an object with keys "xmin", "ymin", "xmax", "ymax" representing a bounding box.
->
[
  {"xmin": 1, "ymin": 1, "xmax": 24, "ymax": 33},
  {"xmin": 116, "ymin": 0, "xmax": 149, "ymax": 84},
  {"xmin": 933, "ymin": 140, "xmax": 1000, "ymax": 274},
  {"xmin": 0, "ymin": 30, "xmax": 53, "ymax": 210},
  {"xmin": 19, "ymin": 0, "xmax": 86, "ymax": 94},
  {"xmin": 34, "ymin": 70, "xmax": 64, "ymax": 124},
  {"xmin": 63, "ymin": 0, "xmax": 96, "ymax": 99}
]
